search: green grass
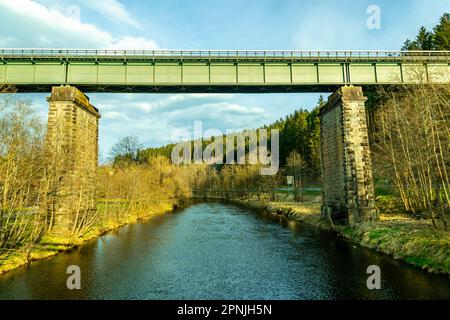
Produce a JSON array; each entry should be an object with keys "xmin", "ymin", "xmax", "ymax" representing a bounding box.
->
[
  {"xmin": 250, "ymin": 199, "xmax": 450, "ymax": 275},
  {"xmin": 368, "ymin": 228, "xmax": 391, "ymax": 240},
  {"xmin": 276, "ymin": 188, "xmax": 322, "ymax": 196},
  {"xmin": 1, "ymin": 199, "xmax": 177, "ymax": 275},
  {"xmin": 301, "ymin": 189, "xmax": 322, "ymax": 196},
  {"xmin": 340, "ymin": 226, "xmax": 358, "ymax": 239},
  {"xmin": 404, "ymin": 256, "xmax": 444, "ymax": 270},
  {"xmin": 375, "ymin": 186, "xmax": 395, "ymax": 196}
]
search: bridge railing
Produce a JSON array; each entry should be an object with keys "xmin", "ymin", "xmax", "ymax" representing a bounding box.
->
[{"xmin": 1, "ymin": 49, "xmax": 449, "ymax": 62}]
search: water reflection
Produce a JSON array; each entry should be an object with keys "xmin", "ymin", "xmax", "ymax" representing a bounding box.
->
[{"xmin": 0, "ymin": 202, "xmax": 449, "ymax": 299}]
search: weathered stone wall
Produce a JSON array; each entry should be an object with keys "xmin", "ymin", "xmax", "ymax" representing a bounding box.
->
[
  {"xmin": 319, "ymin": 86, "xmax": 376, "ymax": 224},
  {"xmin": 44, "ymin": 85, "xmax": 100, "ymax": 234}
]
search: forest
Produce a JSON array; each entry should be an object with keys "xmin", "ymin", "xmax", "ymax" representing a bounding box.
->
[
  {"xmin": 0, "ymin": 13, "xmax": 449, "ymax": 271},
  {"xmin": 401, "ymin": 13, "xmax": 450, "ymax": 50}
]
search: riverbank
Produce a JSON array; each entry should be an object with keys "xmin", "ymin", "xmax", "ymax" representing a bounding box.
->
[
  {"xmin": 0, "ymin": 202, "xmax": 176, "ymax": 275},
  {"xmin": 3, "ymin": 198, "xmax": 449, "ymax": 278},
  {"xmin": 234, "ymin": 199, "xmax": 450, "ymax": 277}
]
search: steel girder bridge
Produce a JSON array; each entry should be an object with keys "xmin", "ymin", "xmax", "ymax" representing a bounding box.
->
[
  {"xmin": 1, "ymin": 48, "xmax": 450, "ymax": 229},
  {"xmin": 1, "ymin": 49, "xmax": 449, "ymax": 93}
]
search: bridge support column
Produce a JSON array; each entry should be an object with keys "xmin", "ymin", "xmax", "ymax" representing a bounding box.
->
[
  {"xmin": 43, "ymin": 86, "xmax": 100, "ymax": 234},
  {"xmin": 319, "ymin": 86, "xmax": 377, "ymax": 224}
]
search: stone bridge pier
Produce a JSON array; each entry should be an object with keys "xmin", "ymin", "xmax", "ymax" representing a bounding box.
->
[
  {"xmin": 43, "ymin": 85, "xmax": 100, "ymax": 234},
  {"xmin": 319, "ymin": 86, "xmax": 377, "ymax": 224}
]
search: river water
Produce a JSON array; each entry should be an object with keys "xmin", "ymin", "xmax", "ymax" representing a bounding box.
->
[{"xmin": 0, "ymin": 202, "xmax": 449, "ymax": 299}]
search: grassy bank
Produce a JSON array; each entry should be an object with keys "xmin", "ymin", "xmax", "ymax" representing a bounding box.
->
[
  {"xmin": 3, "ymin": 197, "xmax": 449, "ymax": 277},
  {"xmin": 234, "ymin": 199, "xmax": 450, "ymax": 277},
  {"xmin": 0, "ymin": 202, "xmax": 175, "ymax": 275}
]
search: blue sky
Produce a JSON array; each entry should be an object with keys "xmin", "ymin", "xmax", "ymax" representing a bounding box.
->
[{"xmin": 0, "ymin": 0, "xmax": 448, "ymax": 161}]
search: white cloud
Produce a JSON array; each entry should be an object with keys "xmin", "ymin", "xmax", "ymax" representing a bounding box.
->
[
  {"xmin": 107, "ymin": 36, "xmax": 158, "ymax": 50},
  {"xmin": 81, "ymin": 0, "xmax": 140, "ymax": 29},
  {"xmin": 0, "ymin": 0, "xmax": 112, "ymax": 46},
  {"xmin": 103, "ymin": 111, "xmax": 130, "ymax": 121},
  {"xmin": 119, "ymin": 94, "xmax": 235, "ymax": 113},
  {"xmin": 2, "ymin": 1, "xmax": 327, "ymax": 160},
  {"xmin": 0, "ymin": 0, "xmax": 156, "ymax": 48},
  {"xmin": 91, "ymin": 93, "xmax": 273, "ymax": 155},
  {"xmin": 26, "ymin": 91, "xmax": 320, "ymax": 163}
]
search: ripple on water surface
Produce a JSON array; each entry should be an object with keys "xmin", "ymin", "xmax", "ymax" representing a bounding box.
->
[{"xmin": 0, "ymin": 202, "xmax": 450, "ymax": 299}]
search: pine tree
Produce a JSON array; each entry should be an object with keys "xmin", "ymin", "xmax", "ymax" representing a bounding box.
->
[
  {"xmin": 401, "ymin": 39, "xmax": 419, "ymax": 51},
  {"xmin": 401, "ymin": 13, "xmax": 450, "ymax": 50},
  {"xmin": 415, "ymin": 26, "xmax": 434, "ymax": 50},
  {"xmin": 433, "ymin": 13, "xmax": 450, "ymax": 50}
]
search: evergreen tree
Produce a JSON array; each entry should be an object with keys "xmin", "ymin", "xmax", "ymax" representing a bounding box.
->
[
  {"xmin": 415, "ymin": 26, "xmax": 434, "ymax": 49},
  {"xmin": 141, "ymin": 97, "xmax": 326, "ymax": 181},
  {"xmin": 433, "ymin": 13, "xmax": 450, "ymax": 49},
  {"xmin": 404, "ymin": 26, "xmax": 434, "ymax": 50},
  {"xmin": 401, "ymin": 13, "xmax": 450, "ymax": 50},
  {"xmin": 401, "ymin": 39, "xmax": 418, "ymax": 51}
]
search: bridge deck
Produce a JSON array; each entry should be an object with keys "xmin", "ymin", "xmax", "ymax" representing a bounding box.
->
[{"xmin": 1, "ymin": 49, "xmax": 449, "ymax": 93}]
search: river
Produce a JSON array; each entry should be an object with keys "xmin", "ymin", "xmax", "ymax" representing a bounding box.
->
[{"xmin": 0, "ymin": 202, "xmax": 449, "ymax": 299}]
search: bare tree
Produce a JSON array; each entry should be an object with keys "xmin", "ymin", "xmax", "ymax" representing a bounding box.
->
[
  {"xmin": 0, "ymin": 93, "xmax": 45, "ymax": 260},
  {"xmin": 109, "ymin": 136, "xmax": 143, "ymax": 166},
  {"xmin": 286, "ymin": 151, "xmax": 307, "ymax": 202},
  {"xmin": 373, "ymin": 83, "xmax": 449, "ymax": 228}
]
